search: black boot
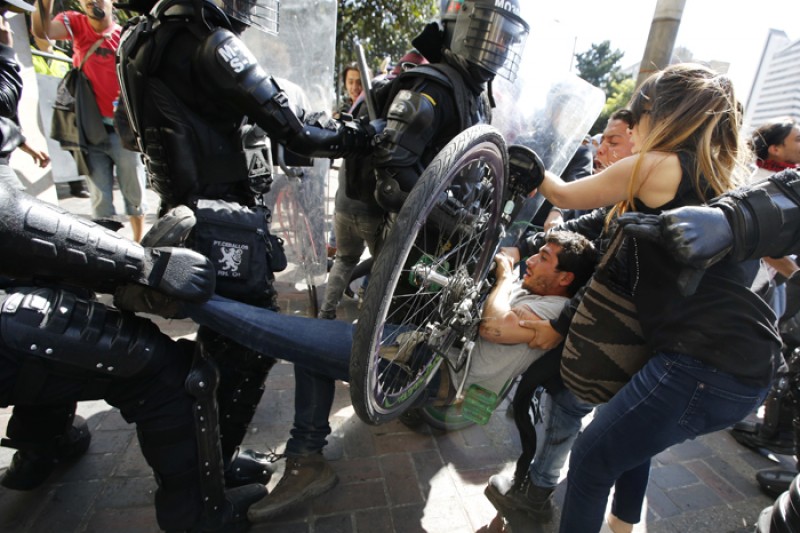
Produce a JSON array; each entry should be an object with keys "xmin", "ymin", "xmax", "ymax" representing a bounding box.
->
[
  {"xmin": 730, "ymin": 421, "xmax": 795, "ymax": 455},
  {"xmin": 756, "ymin": 468, "xmax": 798, "ymax": 498},
  {"xmin": 1, "ymin": 415, "xmax": 91, "ymax": 490},
  {"xmin": 179, "ymin": 484, "xmax": 267, "ymax": 533},
  {"xmin": 484, "ymin": 474, "xmax": 554, "ymax": 522},
  {"xmin": 224, "ymin": 447, "xmax": 276, "ymax": 488}
]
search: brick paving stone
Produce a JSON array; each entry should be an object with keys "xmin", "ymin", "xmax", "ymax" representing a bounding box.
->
[
  {"xmin": 312, "ymin": 513, "xmax": 353, "ymax": 532},
  {"xmin": 379, "ymin": 453, "xmax": 424, "ymax": 506},
  {"xmin": 417, "ymin": 496, "xmax": 473, "ymax": 532},
  {"xmin": 334, "ymin": 456, "xmax": 382, "ymax": 485},
  {"xmin": 95, "ymin": 408, "xmax": 132, "ymax": 431},
  {"xmin": 86, "ymin": 429, "xmax": 136, "ymax": 455},
  {"xmin": 95, "ymin": 476, "xmax": 155, "ymax": 508},
  {"xmin": 29, "ymin": 480, "xmax": 104, "ymax": 532},
  {"xmin": 85, "ymin": 507, "xmax": 157, "ymax": 532},
  {"xmin": 462, "ymin": 492, "xmax": 506, "ymax": 531},
  {"xmin": 389, "ymin": 502, "xmax": 428, "ymax": 533},
  {"xmin": 338, "ymin": 416, "xmax": 378, "ymax": 458},
  {"xmin": 650, "ymin": 463, "xmax": 699, "ymax": 490},
  {"xmin": 436, "ymin": 438, "xmax": 511, "ymax": 472},
  {"xmin": 686, "ymin": 458, "xmax": 749, "ymax": 503},
  {"xmin": 645, "ymin": 482, "xmax": 683, "ymax": 520},
  {"xmin": 311, "ymin": 479, "xmax": 387, "ymax": 515},
  {"xmin": 251, "ymin": 518, "xmax": 309, "ymax": 533},
  {"xmin": 354, "ymin": 508, "xmax": 393, "ymax": 532},
  {"xmin": 0, "ymin": 488, "xmax": 47, "ymax": 530},
  {"xmin": 372, "ymin": 429, "xmax": 437, "ymax": 455},
  {"xmin": 54, "ymin": 452, "xmax": 118, "ymax": 483},
  {"xmin": 664, "ymin": 483, "xmax": 725, "ymax": 513},
  {"xmin": 668, "ymin": 438, "xmax": 714, "ymax": 461}
]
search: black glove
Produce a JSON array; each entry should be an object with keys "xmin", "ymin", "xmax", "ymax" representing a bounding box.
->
[
  {"xmin": 508, "ymin": 144, "xmax": 545, "ymax": 195},
  {"xmin": 618, "ymin": 206, "xmax": 733, "ymax": 270},
  {"xmin": 136, "ymin": 247, "xmax": 216, "ymax": 302}
]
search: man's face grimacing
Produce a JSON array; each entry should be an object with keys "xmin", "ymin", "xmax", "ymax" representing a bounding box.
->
[
  {"xmin": 521, "ymin": 243, "xmax": 574, "ymax": 296},
  {"xmin": 596, "ymin": 118, "xmax": 634, "ymax": 169}
]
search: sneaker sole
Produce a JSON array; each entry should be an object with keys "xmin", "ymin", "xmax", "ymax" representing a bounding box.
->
[
  {"xmin": 248, "ymin": 469, "xmax": 338, "ymax": 521},
  {"xmin": 484, "ymin": 484, "xmax": 554, "ymax": 522}
]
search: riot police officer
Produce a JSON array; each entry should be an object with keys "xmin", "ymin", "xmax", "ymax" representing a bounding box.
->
[{"xmin": 113, "ymin": 0, "xmax": 377, "ymax": 500}]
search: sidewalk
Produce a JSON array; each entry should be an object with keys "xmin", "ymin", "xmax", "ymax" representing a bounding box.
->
[{"xmin": 0, "ymin": 183, "xmax": 789, "ymax": 532}]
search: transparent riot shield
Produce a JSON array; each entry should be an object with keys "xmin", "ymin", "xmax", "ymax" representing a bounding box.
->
[{"xmin": 242, "ymin": 0, "xmax": 337, "ymax": 312}]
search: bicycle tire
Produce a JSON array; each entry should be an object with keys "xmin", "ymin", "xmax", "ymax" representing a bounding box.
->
[{"xmin": 350, "ymin": 124, "xmax": 508, "ymax": 425}]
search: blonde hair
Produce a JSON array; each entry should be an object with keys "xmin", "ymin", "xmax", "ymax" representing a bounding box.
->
[{"xmin": 608, "ymin": 63, "xmax": 751, "ymax": 223}]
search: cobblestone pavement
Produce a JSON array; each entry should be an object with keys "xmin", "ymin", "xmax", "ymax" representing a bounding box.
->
[{"xmin": 0, "ymin": 183, "xmax": 790, "ymax": 532}]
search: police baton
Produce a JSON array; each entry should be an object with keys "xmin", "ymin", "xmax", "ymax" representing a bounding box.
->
[{"xmin": 353, "ymin": 38, "xmax": 377, "ymax": 121}]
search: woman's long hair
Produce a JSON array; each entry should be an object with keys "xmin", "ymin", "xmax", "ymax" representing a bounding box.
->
[{"xmin": 607, "ymin": 63, "xmax": 751, "ymax": 223}]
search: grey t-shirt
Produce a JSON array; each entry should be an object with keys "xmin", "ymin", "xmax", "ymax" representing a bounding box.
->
[{"xmin": 451, "ymin": 287, "xmax": 567, "ymax": 397}]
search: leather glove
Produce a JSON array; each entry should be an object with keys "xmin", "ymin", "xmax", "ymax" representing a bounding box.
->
[{"xmin": 618, "ymin": 206, "xmax": 733, "ymax": 270}]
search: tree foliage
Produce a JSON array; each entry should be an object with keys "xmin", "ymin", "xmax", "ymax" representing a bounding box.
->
[
  {"xmin": 336, "ymin": 0, "xmax": 438, "ymax": 81},
  {"xmin": 574, "ymin": 41, "xmax": 635, "ymax": 134},
  {"xmin": 574, "ymin": 41, "xmax": 626, "ymax": 96}
]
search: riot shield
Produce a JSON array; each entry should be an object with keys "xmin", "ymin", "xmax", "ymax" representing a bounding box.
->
[
  {"xmin": 242, "ymin": 0, "xmax": 337, "ymax": 312},
  {"xmin": 491, "ymin": 22, "xmax": 606, "ymax": 244}
]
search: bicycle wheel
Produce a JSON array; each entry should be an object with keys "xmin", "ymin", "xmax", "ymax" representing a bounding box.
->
[{"xmin": 350, "ymin": 124, "xmax": 508, "ymax": 425}]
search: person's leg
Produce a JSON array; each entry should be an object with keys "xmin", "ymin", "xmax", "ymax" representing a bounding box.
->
[
  {"xmin": 83, "ymin": 143, "xmax": 116, "ymax": 218},
  {"xmin": 1, "ymin": 403, "xmax": 90, "ymax": 490},
  {"xmin": 529, "ymin": 387, "xmax": 594, "ymax": 488},
  {"xmin": 109, "ymin": 132, "xmax": 146, "ymax": 242},
  {"xmin": 248, "ymin": 365, "xmax": 338, "ymax": 521},
  {"xmin": 319, "ymin": 211, "xmax": 365, "ymax": 318},
  {"xmin": 558, "ymin": 352, "xmax": 767, "ymax": 533},
  {"xmin": 358, "ymin": 212, "xmax": 386, "ymax": 258},
  {"xmin": 185, "ymin": 295, "xmax": 353, "ymax": 380},
  {"xmin": 486, "ymin": 386, "xmax": 593, "ymax": 521},
  {"xmin": 608, "ymin": 460, "xmax": 651, "ymax": 527}
]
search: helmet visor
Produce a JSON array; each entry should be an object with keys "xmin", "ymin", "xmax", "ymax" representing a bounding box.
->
[
  {"xmin": 451, "ymin": 2, "xmax": 529, "ymax": 82},
  {"xmin": 221, "ymin": 0, "xmax": 279, "ymax": 34}
]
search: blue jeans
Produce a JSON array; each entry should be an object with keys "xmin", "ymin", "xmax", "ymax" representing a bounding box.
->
[
  {"xmin": 187, "ymin": 296, "xmax": 353, "ymax": 381},
  {"xmin": 530, "ymin": 387, "xmax": 594, "ymax": 489},
  {"xmin": 558, "ymin": 352, "xmax": 768, "ymax": 532},
  {"xmin": 187, "ymin": 296, "xmax": 433, "ymax": 455},
  {"xmin": 84, "ymin": 131, "xmax": 146, "ymax": 218}
]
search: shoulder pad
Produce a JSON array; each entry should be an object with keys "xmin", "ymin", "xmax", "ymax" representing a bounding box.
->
[{"xmin": 398, "ymin": 64, "xmax": 455, "ymax": 90}]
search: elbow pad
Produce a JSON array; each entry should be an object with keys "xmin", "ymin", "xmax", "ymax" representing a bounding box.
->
[
  {"xmin": 373, "ymin": 89, "xmax": 437, "ymax": 169},
  {"xmin": 0, "ymin": 184, "xmax": 215, "ymax": 299},
  {"xmin": 713, "ymin": 169, "xmax": 800, "ymax": 261},
  {"xmin": 199, "ymin": 28, "xmax": 303, "ymax": 141}
]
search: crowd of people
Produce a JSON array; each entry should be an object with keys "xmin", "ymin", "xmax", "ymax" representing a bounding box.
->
[{"xmin": 0, "ymin": 0, "xmax": 799, "ymax": 531}]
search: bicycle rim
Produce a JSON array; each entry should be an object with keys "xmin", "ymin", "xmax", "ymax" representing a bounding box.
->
[{"xmin": 350, "ymin": 125, "xmax": 507, "ymax": 425}]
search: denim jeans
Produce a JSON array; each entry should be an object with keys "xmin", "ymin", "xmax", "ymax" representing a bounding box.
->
[
  {"xmin": 84, "ymin": 131, "xmax": 146, "ymax": 218},
  {"xmin": 186, "ymin": 296, "xmax": 440, "ymax": 455},
  {"xmin": 529, "ymin": 387, "xmax": 594, "ymax": 489},
  {"xmin": 320, "ymin": 211, "xmax": 384, "ymax": 315},
  {"xmin": 558, "ymin": 352, "xmax": 768, "ymax": 532},
  {"xmin": 187, "ymin": 296, "xmax": 353, "ymax": 381}
]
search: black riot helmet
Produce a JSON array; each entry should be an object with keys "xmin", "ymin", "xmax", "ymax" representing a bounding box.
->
[
  {"xmin": 447, "ymin": 0, "xmax": 529, "ymax": 82},
  {"xmin": 214, "ymin": 0, "xmax": 279, "ymax": 34}
]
